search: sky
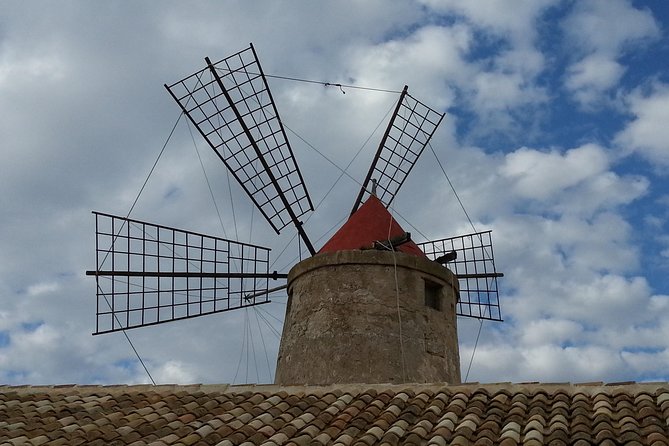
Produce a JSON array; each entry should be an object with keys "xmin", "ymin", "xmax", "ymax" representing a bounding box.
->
[{"xmin": 1, "ymin": 0, "xmax": 668, "ymax": 386}]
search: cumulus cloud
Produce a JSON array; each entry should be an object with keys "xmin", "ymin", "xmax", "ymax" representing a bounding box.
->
[
  {"xmin": 419, "ymin": 0, "xmax": 558, "ymax": 45},
  {"xmin": 501, "ymin": 143, "xmax": 609, "ymax": 200},
  {"xmin": 520, "ymin": 318, "xmax": 584, "ymax": 347},
  {"xmin": 615, "ymin": 83, "xmax": 669, "ymax": 168},
  {"xmin": 564, "ymin": 55, "xmax": 625, "ymax": 106},
  {"xmin": 424, "ymin": 1, "xmax": 553, "ymax": 135},
  {"xmin": 1, "ymin": 1, "xmax": 667, "ymax": 388},
  {"xmin": 347, "ymin": 24, "xmax": 472, "ymax": 109},
  {"xmin": 561, "ymin": 0, "xmax": 660, "ymax": 108},
  {"xmin": 151, "ymin": 360, "xmax": 198, "ymax": 384},
  {"xmin": 26, "ymin": 282, "xmax": 60, "ymax": 297}
]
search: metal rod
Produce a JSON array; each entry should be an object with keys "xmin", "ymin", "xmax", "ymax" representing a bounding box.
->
[
  {"xmin": 384, "ymin": 94, "xmax": 445, "ymax": 209},
  {"xmin": 351, "ymin": 85, "xmax": 408, "ymax": 215},
  {"xmin": 86, "ymin": 270, "xmax": 288, "ymax": 280},
  {"xmin": 249, "ymin": 43, "xmax": 315, "ymax": 214},
  {"xmin": 205, "ymin": 57, "xmax": 317, "ymax": 256},
  {"xmin": 92, "ymin": 299, "xmax": 272, "ymax": 336},
  {"xmin": 243, "ymin": 284, "xmax": 288, "ymax": 301},
  {"xmin": 91, "ymin": 211, "xmax": 271, "ymax": 249},
  {"xmin": 162, "ymin": 85, "xmax": 281, "ymax": 235},
  {"xmin": 457, "ymin": 273, "xmax": 504, "ymax": 279}
]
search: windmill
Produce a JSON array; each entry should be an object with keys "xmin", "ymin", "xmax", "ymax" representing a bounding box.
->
[{"xmin": 86, "ymin": 43, "xmax": 502, "ymax": 342}]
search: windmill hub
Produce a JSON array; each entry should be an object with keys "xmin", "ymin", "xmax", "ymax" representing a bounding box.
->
[{"xmin": 275, "ymin": 249, "xmax": 461, "ymax": 385}]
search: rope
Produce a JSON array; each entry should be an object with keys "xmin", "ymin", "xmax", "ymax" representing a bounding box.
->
[{"xmin": 387, "ymin": 215, "xmax": 407, "ymax": 383}]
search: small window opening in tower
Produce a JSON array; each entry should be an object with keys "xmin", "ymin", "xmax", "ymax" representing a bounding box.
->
[{"xmin": 424, "ymin": 279, "xmax": 443, "ymax": 311}]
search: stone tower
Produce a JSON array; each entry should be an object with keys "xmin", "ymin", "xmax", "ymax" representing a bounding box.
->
[{"xmin": 275, "ymin": 196, "xmax": 461, "ymax": 385}]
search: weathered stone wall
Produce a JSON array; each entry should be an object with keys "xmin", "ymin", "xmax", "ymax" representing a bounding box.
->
[{"xmin": 275, "ymin": 250, "xmax": 461, "ymax": 385}]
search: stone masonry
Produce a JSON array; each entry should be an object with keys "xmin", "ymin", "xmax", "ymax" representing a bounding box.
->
[{"xmin": 275, "ymin": 249, "xmax": 460, "ymax": 385}]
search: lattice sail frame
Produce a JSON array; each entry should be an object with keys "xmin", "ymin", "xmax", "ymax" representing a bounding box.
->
[
  {"xmin": 89, "ymin": 212, "xmax": 277, "ymax": 335},
  {"xmin": 165, "ymin": 44, "xmax": 314, "ymax": 253},
  {"xmin": 352, "ymin": 86, "xmax": 445, "ymax": 214},
  {"xmin": 418, "ymin": 230, "xmax": 502, "ymax": 321}
]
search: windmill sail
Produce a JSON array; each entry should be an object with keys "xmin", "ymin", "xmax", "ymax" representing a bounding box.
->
[
  {"xmin": 351, "ymin": 86, "xmax": 445, "ymax": 214},
  {"xmin": 86, "ymin": 212, "xmax": 284, "ymax": 334},
  {"xmin": 418, "ymin": 230, "xmax": 503, "ymax": 321},
  {"xmin": 165, "ymin": 44, "xmax": 315, "ymax": 254}
]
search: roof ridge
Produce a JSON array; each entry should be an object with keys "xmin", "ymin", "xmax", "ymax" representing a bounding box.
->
[{"xmin": 2, "ymin": 381, "xmax": 668, "ymax": 395}]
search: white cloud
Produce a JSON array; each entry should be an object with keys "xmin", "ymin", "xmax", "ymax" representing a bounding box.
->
[
  {"xmin": 471, "ymin": 70, "xmax": 547, "ymax": 113},
  {"xmin": 463, "ymin": 342, "xmax": 631, "ymax": 383},
  {"xmin": 564, "ymin": 55, "xmax": 625, "ymax": 106},
  {"xmin": 562, "ymin": 0, "xmax": 660, "ymax": 107},
  {"xmin": 151, "ymin": 360, "xmax": 198, "ymax": 384},
  {"xmin": 0, "ymin": 47, "xmax": 68, "ymax": 89},
  {"xmin": 501, "ymin": 143, "xmax": 609, "ymax": 200},
  {"xmin": 520, "ymin": 318, "xmax": 583, "ymax": 347},
  {"xmin": 0, "ymin": 0, "xmax": 667, "ymax": 388},
  {"xmin": 347, "ymin": 24, "xmax": 472, "ymax": 108},
  {"xmin": 562, "ymin": 0, "xmax": 660, "ymax": 55},
  {"xmin": 621, "ymin": 349, "xmax": 669, "ymax": 376},
  {"xmin": 26, "ymin": 281, "xmax": 60, "ymax": 297},
  {"xmin": 420, "ymin": 0, "xmax": 558, "ymax": 45},
  {"xmin": 616, "ymin": 83, "xmax": 669, "ymax": 168},
  {"xmin": 347, "ymin": 3, "xmax": 553, "ymax": 138}
]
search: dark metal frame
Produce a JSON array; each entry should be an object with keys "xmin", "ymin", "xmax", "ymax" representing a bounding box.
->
[
  {"xmin": 87, "ymin": 212, "xmax": 284, "ymax": 334},
  {"xmin": 89, "ymin": 44, "xmax": 504, "ymax": 335},
  {"xmin": 418, "ymin": 230, "xmax": 503, "ymax": 321},
  {"xmin": 165, "ymin": 44, "xmax": 315, "ymax": 255},
  {"xmin": 351, "ymin": 86, "xmax": 445, "ymax": 214}
]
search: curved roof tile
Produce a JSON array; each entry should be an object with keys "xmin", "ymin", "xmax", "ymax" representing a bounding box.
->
[{"xmin": 1, "ymin": 382, "xmax": 669, "ymax": 445}]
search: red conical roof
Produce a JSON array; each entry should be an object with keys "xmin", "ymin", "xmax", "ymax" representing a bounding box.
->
[{"xmin": 319, "ymin": 195, "xmax": 426, "ymax": 257}]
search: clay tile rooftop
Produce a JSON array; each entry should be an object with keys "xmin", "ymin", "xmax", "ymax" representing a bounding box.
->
[{"xmin": 1, "ymin": 382, "xmax": 668, "ymax": 445}]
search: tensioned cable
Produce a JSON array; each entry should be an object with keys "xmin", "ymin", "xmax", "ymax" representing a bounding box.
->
[
  {"xmin": 285, "ymin": 123, "xmax": 431, "ymax": 242},
  {"xmin": 248, "ymin": 309, "xmax": 259, "ymax": 383},
  {"xmin": 186, "ymin": 119, "xmax": 228, "ymax": 240},
  {"xmin": 215, "ymin": 67, "xmax": 402, "ymax": 95},
  {"xmin": 428, "ymin": 142, "xmax": 478, "ymax": 235},
  {"xmin": 265, "ymin": 72, "xmax": 403, "ymax": 94},
  {"xmin": 246, "ymin": 96, "xmax": 398, "ymax": 285},
  {"xmin": 125, "ymin": 113, "xmax": 184, "ymax": 223},
  {"xmin": 96, "ymin": 112, "xmax": 183, "ymax": 386},
  {"xmin": 428, "ymin": 141, "xmax": 486, "ymax": 383},
  {"xmin": 266, "ymin": 99, "xmax": 397, "ymax": 272},
  {"xmin": 252, "ymin": 308, "xmax": 274, "ymax": 382},
  {"xmin": 279, "ymin": 122, "xmax": 430, "ymax": 246},
  {"xmin": 233, "ymin": 308, "xmax": 248, "ymax": 384},
  {"xmin": 221, "ymin": 67, "xmax": 429, "ymax": 279},
  {"xmin": 254, "ymin": 306, "xmax": 283, "ymax": 339},
  {"xmin": 210, "ymin": 69, "xmax": 242, "ymax": 272},
  {"xmin": 96, "ymin": 283, "xmax": 156, "ymax": 385},
  {"xmin": 233, "ymin": 76, "xmax": 400, "ymax": 298}
]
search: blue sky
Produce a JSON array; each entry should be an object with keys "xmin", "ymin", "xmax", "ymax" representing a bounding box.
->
[{"xmin": 1, "ymin": 0, "xmax": 668, "ymax": 385}]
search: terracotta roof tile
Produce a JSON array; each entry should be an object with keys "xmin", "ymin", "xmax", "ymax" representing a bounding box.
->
[{"xmin": 1, "ymin": 382, "xmax": 669, "ymax": 445}]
